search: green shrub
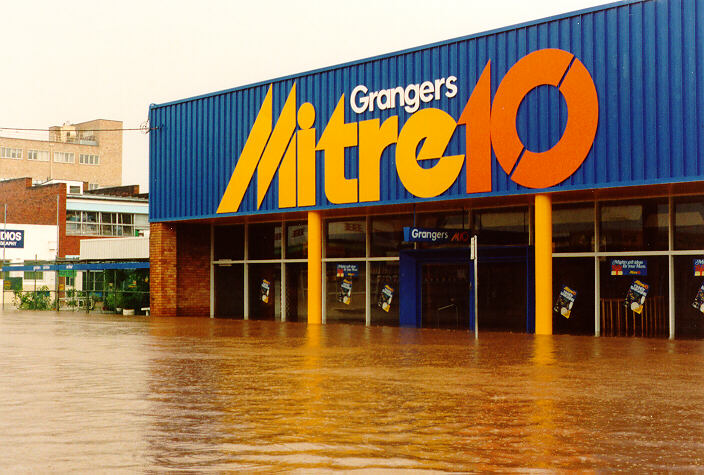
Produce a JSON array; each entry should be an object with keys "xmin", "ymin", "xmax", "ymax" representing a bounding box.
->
[{"xmin": 14, "ymin": 286, "xmax": 54, "ymax": 310}]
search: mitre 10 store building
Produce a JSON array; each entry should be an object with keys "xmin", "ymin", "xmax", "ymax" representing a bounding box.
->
[{"xmin": 149, "ymin": 0, "xmax": 704, "ymax": 339}]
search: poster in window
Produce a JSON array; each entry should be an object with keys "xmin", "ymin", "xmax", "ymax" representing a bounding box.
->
[
  {"xmin": 694, "ymin": 259, "xmax": 704, "ymax": 277},
  {"xmin": 611, "ymin": 259, "xmax": 647, "ymax": 276},
  {"xmin": 336, "ymin": 264, "xmax": 359, "ymax": 279},
  {"xmin": 377, "ymin": 284, "xmax": 394, "ymax": 312},
  {"xmin": 553, "ymin": 285, "xmax": 577, "ymax": 319},
  {"xmin": 260, "ymin": 279, "xmax": 271, "ymax": 304},
  {"xmin": 692, "ymin": 283, "xmax": 704, "ymax": 314},
  {"xmin": 337, "ymin": 279, "xmax": 352, "ymax": 305},
  {"xmin": 624, "ymin": 279, "xmax": 649, "ymax": 314}
]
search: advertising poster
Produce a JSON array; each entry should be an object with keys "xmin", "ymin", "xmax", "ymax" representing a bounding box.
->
[
  {"xmin": 336, "ymin": 264, "xmax": 359, "ymax": 278},
  {"xmin": 694, "ymin": 259, "xmax": 704, "ymax": 277},
  {"xmin": 692, "ymin": 283, "xmax": 704, "ymax": 314},
  {"xmin": 377, "ymin": 285, "xmax": 394, "ymax": 312},
  {"xmin": 553, "ymin": 285, "xmax": 577, "ymax": 319},
  {"xmin": 260, "ymin": 279, "xmax": 270, "ymax": 304},
  {"xmin": 338, "ymin": 279, "xmax": 353, "ymax": 305},
  {"xmin": 625, "ymin": 279, "xmax": 649, "ymax": 314},
  {"xmin": 611, "ymin": 259, "xmax": 647, "ymax": 276}
]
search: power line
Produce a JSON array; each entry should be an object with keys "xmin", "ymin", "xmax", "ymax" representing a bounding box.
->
[{"xmin": 0, "ymin": 126, "xmax": 156, "ymax": 133}]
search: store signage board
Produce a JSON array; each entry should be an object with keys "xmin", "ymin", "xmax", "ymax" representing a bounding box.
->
[
  {"xmin": 215, "ymin": 48, "xmax": 598, "ymax": 215},
  {"xmin": 403, "ymin": 227, "xmax": 472, "ymax": 244},
  {"xmin": 0, "ymin": 230, "xmax": 24, "ymax": 249}
]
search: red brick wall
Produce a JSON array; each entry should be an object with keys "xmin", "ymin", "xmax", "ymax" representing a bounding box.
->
[
  {"xmin": 63, "ymin": 235, "xmax": 105, "ymax": 257},
  {"xmin": 0, "ymin": 178, "xmax": 67, "ymax": 257},
  {"xmin": 176, "ymin": 223, "xmax": 210, "ymax": 316},
  {"xmin": 84, "ymin": 184, "xmax": 140, "ymax": 197},
  {"xmin": 149, "ymin": 222, "xmax": 211, "ymax": 317},
  {"xmin": 149, "ymin": 222, "xmax": 177, "ymax": 316}
]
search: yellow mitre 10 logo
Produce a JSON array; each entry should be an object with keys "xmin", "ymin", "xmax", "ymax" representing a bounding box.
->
[{"xmin": 217, "ymin": 48, "xmax": 598, "ymax": 214}]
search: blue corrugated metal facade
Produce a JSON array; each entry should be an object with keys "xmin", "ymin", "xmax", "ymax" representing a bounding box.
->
[{"xmin": 149, "ymin": 0, "xmax": 704, "ymax": 222}]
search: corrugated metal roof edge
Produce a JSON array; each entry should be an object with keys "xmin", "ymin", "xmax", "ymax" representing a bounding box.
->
[
  {"xmin": 149, "ymin": 0, "xmax": 641, "ymax": 110},
  {"xmin": 148, "ymin": 173, "xmax": 704, "ymax": 223},
  {"xmin": 67, "ymin": 195, "xmax": 148, "ymax": 203}
]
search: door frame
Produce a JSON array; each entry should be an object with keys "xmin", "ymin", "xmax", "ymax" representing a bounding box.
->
[
  {"xmin": 399, "ymin": 248, "xmax": 475, "ymax": 330},
  {"xmin": 399, "ymin": 246, "xmax": 535, "ymax": 332}
]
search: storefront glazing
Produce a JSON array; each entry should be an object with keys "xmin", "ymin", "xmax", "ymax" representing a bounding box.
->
[
  {"xmin": 553, "ymin": 195, "xmax": 704, "ymax": 339},
  {"xmin": 209, "ymin": 194, "xmax": 704, "ymax": 338}
]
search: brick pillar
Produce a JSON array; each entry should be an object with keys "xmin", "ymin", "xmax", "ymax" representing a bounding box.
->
[
  {"xmin": 177, "ymin": 223, "xmax": 211, "ymax": 316},
  {"xmin": 150, "ymin": 222, "xmax": 177, "ymax": 316}
]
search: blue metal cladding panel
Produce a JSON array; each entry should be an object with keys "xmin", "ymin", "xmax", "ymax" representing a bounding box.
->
[{"xmin": 149, "ymin": 0, "xmax": 704, "ymax": 222}]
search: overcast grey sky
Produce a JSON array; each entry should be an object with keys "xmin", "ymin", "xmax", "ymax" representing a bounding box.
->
[{"xmin": 1, "ymin": 0, "xmax": 616, "ymax": 191}]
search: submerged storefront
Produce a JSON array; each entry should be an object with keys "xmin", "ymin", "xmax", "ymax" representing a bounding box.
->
[{"xmin": 149, "ymin": 0, "xmax": 704, "ymax": 338}]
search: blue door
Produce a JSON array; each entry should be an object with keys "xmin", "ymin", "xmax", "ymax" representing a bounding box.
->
[
  {"xmin": 399, "ymin": 246, "xmax": 534, "ymax": 332},
  {"xmin": 399, "ymin": 249, "xmax": 475, "ymax": 330}
]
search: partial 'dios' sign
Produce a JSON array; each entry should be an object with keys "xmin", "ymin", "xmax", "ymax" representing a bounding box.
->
[{"xmin": 0, "ymin": 230, "xmax": 24, "ymax": 248}]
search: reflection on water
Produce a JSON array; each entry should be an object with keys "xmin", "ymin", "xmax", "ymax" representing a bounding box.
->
[{"xmin": 1, "ymin": 310, "xmax": 703, "ymax": 471}]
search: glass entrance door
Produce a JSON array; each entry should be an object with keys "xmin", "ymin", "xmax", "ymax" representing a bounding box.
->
[
  {"xmin": 477, "ymin": 260, "xmax": 527, "ymax": 332},
  {"xmin": 399, "ymin": 246, "xmax": 531, "ymax": 331},
  {"xmin": 214, "ymin": 264, "xmax": 244, "ymax": 318},
  {"xmin": 421, "ymin": 263, "xmax": 470, "ymax": 330}
]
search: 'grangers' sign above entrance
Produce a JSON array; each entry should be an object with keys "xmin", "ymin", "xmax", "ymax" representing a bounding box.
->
[
  {"xmin": 403, "ymin": 227, "xmax": 472, "ymax": 244},
  {"xmin": 217, "ymin": 49, "xmax": 598, "ymax": 214}
]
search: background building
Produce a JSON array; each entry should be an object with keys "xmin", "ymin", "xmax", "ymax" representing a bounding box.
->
[
  {"xmin": 79, "ymin": 236, "xmax": 150, "ymax": 313},
  {"xmin": 0, "ymin": 119, "xmax": 123, "ymax": 189},
  {"xmin": 0, "ymin": 178, "xmax": 148, "ymax": 299}
]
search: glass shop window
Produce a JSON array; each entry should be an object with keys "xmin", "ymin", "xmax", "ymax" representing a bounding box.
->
[
  {"xmin": 370, "ymin": 214, "xmax": 413, "ymax": 257},
  {"xmin": 553, "ymin": 204, "xmax": 595, "ymax": 252},
  {"xmin": 248, "ymin": 263, "xmax": 281, "ymax": 320},
  {"xmin": 326, "ymin": 219, "xmax": 365, "ymax": 258},
  {"xmin": 214, "ymin": 225, "xmax": 244, "ymax": 261},
  {"xmin": 286, "ymin": 222, "xmax": 308, "ymax": 259},
  {"xmin": 214, "ymin": 263, "xmax": 244, "ymax": 317},
  {"xmin": 674, "ymin": 255, "xmax": 704, "ymax": 339},
  {"xmin": 284, "ymin": 262, "xmax": 307, "ymax": 322},
  {"xmin": 248, "ymin": 222, "xmax": 282, "ymax": 260},
  {"xmin": 552, "ymin": 257, "xmax": 595, "ymax": 335},
  {"xmin": 674, "ymin": 197, "xmax": 704, "ymax": 250},
  {"xmin": 472, "ymin": 207, "xmax": 529, "ymax": 245},
  {"xmin": 599, "ymin": 256, "xmax": 668, "ymax": 338},
  {"xmin": 325, "ymin": 262, "xmax": 366, "ymax": 324},
  {"xmin": 599, "ymin": 199, "xmax": 668, "ymax": 252}
]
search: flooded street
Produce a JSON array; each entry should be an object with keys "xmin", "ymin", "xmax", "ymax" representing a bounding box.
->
[{"xmin": 0, "ymin": 310, "xmax": 703, "ymax": 471}]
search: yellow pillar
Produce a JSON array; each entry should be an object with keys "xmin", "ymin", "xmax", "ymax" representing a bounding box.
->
[
  {"xmin": 534, "ymin": 194, "xmax": 552, "ymax": 335},
  {"xmin": 307, "ymin": 210, "xmax": 322, "ymax": 324}
]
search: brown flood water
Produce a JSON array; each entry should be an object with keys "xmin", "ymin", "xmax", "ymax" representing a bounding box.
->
[{"xmin": 0, "ymin": 309, "xmax": 703, "ymax": 472}]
